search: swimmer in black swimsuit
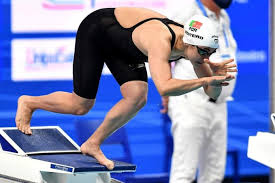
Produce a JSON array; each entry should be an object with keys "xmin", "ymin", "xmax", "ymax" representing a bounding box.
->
[{"xmin": 15, "ymin": 7, "xmax": 237, "ymax": 170}]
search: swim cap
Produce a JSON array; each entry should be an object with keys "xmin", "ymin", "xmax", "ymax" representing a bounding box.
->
[{"xmin": 183, "ymin": 15, "xmax": 219, "ymax": 48}]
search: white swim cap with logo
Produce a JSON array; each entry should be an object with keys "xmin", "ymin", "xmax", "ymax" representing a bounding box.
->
[{"xmin": 183, "ymin": 15, "xmax": 219, "ymax": 48}]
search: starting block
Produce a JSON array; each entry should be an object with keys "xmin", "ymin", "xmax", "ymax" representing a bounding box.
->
[
  {"xmin": 247, "ymin": 131, "xmax": 275, "ymax": 169},
  {"xmin": 0, "ymin": 126, "xmax": 136, "ymax": 183},
  {"xmin": 247, "ymin": 114, "xmax": 275, "ymax": 169}
]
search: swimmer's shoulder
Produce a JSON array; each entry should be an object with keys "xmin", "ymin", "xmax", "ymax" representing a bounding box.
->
[{"xmin": 115, "ymin": 7, "xmax": 167, "ymax": 19}]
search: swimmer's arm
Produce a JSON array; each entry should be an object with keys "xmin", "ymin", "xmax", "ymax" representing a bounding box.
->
[
  {"xmin": 147, "ymin": 39, "xmax": 209, "ymax": 96},
  {"xmin": 192, "ymin": 62, "xmax": 222, "ymax": 100}
]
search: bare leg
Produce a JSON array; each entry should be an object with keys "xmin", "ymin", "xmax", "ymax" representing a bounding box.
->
[
  {"xmin": 16, "ymin": 92, "xmax": 95, "ymax": 134},
  {"xmin": 80, "ymin": 81, "xmax": 148, "ymax": 170}
]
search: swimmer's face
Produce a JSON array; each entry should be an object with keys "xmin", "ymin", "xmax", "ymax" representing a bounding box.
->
[{"xmin": 185, "ymin": 45, "xmax": 216, "ymax": 64}]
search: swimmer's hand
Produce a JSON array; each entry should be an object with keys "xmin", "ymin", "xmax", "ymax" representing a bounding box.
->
[
  {"xmin": 205, "ymin": 74, "xmax": 235, "ymax": 87},
  {"xmin": 204, "ymin": 58, "xmax": 237, "ymax": 76}
]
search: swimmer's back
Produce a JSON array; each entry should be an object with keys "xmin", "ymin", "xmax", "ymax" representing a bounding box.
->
[{"xmin": 114, "ymin": 7, "xmax": 167, "ymax": 28}]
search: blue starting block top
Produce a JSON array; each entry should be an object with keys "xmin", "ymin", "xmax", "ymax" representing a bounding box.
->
[
  {"xmin": 4, "ymin": 128, "xmax": 78, "ymax": 153},
  {"xmin": 0, "ymin": 126, "xmax": 136, "ymax": 173}
]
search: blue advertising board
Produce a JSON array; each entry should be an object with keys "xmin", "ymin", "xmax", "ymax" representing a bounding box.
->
[{"xmin": 228, "ymin": 0, "xmax": 269, "ymax": 74}]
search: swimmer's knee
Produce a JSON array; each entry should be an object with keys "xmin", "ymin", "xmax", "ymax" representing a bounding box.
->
[
  {"xmin": 136, "ymin": 95, "xmax": 147, "ymax": 109},
  {"xmin": 129, "ymin": 89, "xmax": 147, "ymax": 109},
  {"xmin": 129, "ymin": 93, "xmax": 147, "ymax": 110},
  {"xmin": 72, "ymin": 99, "xmax": 95, "ymax": 115},
  {"xmin": 73, "ymin": 107, "xmax": 90, "ymax": 115},
  {"xmin": 120, "ymin": 81, "xmax": 148, "ymax": 109}
]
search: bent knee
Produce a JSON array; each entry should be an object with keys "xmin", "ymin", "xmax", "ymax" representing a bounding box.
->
[
  {"xmin": 137, "ymin": 95, "xmax": 147, "ymax": 108},
  {"xmin": 72, "ymin": 100, "xmax": 95, "ymax": 115},
  {"xmin": 121, "ymin": 81, "xmax": 148, "ymax": 109},
  {"xmin": 128, "ymin": 90, "xmax": 148, "ymax": 109},
  {"xmin": 74, "ymin": 107, "xmax": 90, "ymax": 115},
  {"xmin": 130, "ymin": 94, "xmax": 147, "ymax": 110}
]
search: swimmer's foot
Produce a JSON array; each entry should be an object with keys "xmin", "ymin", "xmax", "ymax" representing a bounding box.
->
[
  {"xmin": 15, "ymin": 95, "xmax": 34, "ymax": 135},
  {"xmin": 81, "ymin": 140, "xmax": 115, "ymax": 170}
]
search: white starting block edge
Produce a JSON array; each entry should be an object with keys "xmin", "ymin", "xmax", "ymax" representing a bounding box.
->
[
  {"xmin": 0, "ymin": 126, "xmax": 135, "ymax": 183},
  {"xmin": 247, "ymin": 131, "xmax": 275, "ymax": 169}
]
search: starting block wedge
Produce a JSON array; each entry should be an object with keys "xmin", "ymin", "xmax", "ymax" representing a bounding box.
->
[{"xmin": 0, "ymin": 126, "xmax": 136, "ymax": 183}]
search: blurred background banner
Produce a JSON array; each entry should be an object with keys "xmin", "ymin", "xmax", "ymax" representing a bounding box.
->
[
  {"xmin": 12, "ymin": 38, "xmax": 74, "ymax": 81},
  {"xmin": 11, "ymin": 0, "xmax": 168, "ymax": 33},
  {"xmin": 12, "ymin": 0, "xmax": 92, "ymax": 33},
  {"xmin": 228, "ymin": 0, "xmax": 269, "ymax": 74}
]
